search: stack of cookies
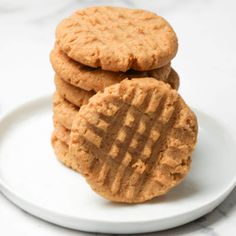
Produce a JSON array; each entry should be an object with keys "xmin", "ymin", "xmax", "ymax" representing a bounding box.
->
[{"xmin": 50, "ymin": 6, "xmax": 198, "ymax": 203}]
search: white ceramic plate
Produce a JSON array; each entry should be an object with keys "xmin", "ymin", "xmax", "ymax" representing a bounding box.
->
[{"xmin": 0, "ymin": 96, "xmax": 235, "ymax": 234}]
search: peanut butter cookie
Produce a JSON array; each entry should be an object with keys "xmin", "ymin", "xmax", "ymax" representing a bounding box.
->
[
  {"xmin": 53, "ymin": 117, "xmax": 70, "ymax": 145},
  {"xmin": 53, "ymin": 92, "xmax": 79, "ymax": 130},
  {"xmin": 55, "ymin": 75, "xmax": 95, "ymax": 107},
  {"xmin": 55, "ymin": 68, "xmax": 179, "ymax": 108},
  {"xmin": 69, "ymin": 78, "xmax": 197, "ymax": 203},
  {"xmin": 56, "ymin": 6, "xmax": 178, "ymax": 72},
  {"xmin": 164, "ymin": 68, "xmax": 179, "ymax": 91},
  {"xmin": 50, "ymin": 45, "xmax": 173, "ymax": 91},
  {"xmin": 51, "ymin": 134, "xmax": 78, "ymax": 171}
]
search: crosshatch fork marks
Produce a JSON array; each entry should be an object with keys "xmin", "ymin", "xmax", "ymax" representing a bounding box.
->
[
  {"xmin": 135, "ymin": 100, "xmax": 181, "ymax": 198},
  {"xmin": 70, "ymin": 79, "xmax": 198, "ymax": 202},
  {"xmin": 119, "ymin": 95, "xmax": 179, "ymax": 199},
  {"xmin": 78, "ymin": 90, "xmax": 180, "ymax": 199},
  {"xmin": 116, "ymin": 95, "xmax": 167, "ymax": 195},
  {"xmin": 78, "ymin": 90, "xmax": 152, "ymax": 186},
  {"xmin": 106, "ymin": 91, "xmax": 154, "ymax": 193},
  {"xmin": 90, "ymin": 91, "xmax": 153, "ymax": 186}
]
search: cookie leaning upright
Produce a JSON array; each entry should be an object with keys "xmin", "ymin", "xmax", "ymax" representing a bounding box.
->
[
  {"xmin": 56, "ymin": 6, "xmax": 178, "ymax": 72},
  {"xmin": 69, "ymin": 78, "xmax": 198, "ymax": 203}
]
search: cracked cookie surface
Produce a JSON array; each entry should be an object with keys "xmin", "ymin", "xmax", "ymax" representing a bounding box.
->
[
  {"xmin": 50, "ymin": 45, "xmax": 174, "ymax": 91},
  {"xmin": 69, "ymin": 78, "xmax": 197, "ymax": 203},
  {"xmin": 56, "ymin": 6, "xmax": 178, "ymax": 72}
]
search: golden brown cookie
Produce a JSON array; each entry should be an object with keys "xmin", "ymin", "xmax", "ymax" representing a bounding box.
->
[
  {"xmin": 69, "ymin": 78, "xmax": 197, "ymax": 203},
  {"xmin": 55, "ymin": 69, "xmax": 179, "ymax": 108},
  {"xmin": 50, "ymin": 45, "xmax": 172, "ymax": 92},
  {"xmin": 56, "ymin": 6, "xmax": 178, "ymax": 72},
  {"xmin": 53, "ymin": 92, "xmax": 79, "ymax": 130},
  {"xmin": 163, "ymin": 68, "xmax": 179, "ymax": 90},
  {"xmin": 53, "ymin": 118, "xmax": 70, "ymax": 145},
  {"xmin": 51, "ymin": 134, "xmax": 78, "ymax": 171},
  {"xmin": 55, "ymin": 75, "xmax": 95, "ymax": 107}
]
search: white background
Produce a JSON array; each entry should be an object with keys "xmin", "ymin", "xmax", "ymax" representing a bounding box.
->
[{"xmin": 0, "ymin": 0, "xmax": 236, "ymax": 235}]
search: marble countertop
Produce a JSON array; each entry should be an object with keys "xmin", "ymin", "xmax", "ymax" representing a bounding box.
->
[{"xmin": 0, "ymin": 0, "xmax": 236, "ymax": 235}]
